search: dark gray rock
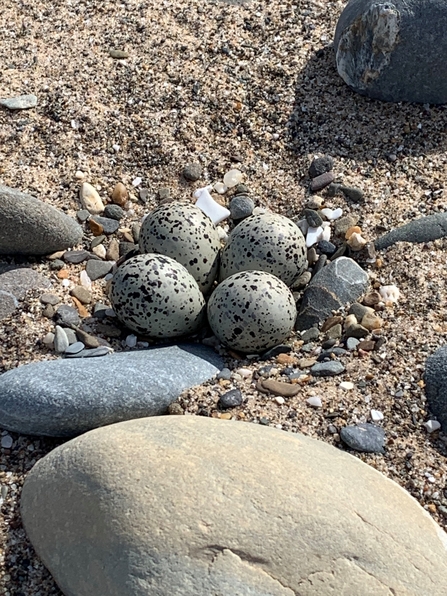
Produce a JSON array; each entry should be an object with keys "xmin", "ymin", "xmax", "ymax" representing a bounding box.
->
[
  {"xmin": 85, "ymin": 260, "xmax": 113, "ymax": 281},
  {"xmin": 334, "ymin": 0, "xmax": 447, "ymax": 104},
  {"xmin": 317, "ymin": 240, "xmax": 336, "ymax": 255},
  {"xmin": 304, "ymin": 209, "xmax": 323, "ymax": 228},
  {"xmin": 341, "ymin": 186, "xmax": 364, "ymax": 203},
  {"xmin": 55, "ymin": 305, "xmax": 81, "ymax": 328},
  {"xmin": 90, "ymin": 216, "xmax": 120, "ymax": 235},
  {"xmin": 310, "ymin": 172, "xmax": 335, "ymax": 192},
  {"xmin": 229, "ymin": 196, "xmax": 254, "ymax": 220},
  {"xmin": 310, "ymin": 361, "xmax": 345, "ymax": 376},
  {"xmin": 260, "ymin": 344, "xmax": 292, "ymax": 360},
  {"xmin": 296, "ymin": 257, "xmax": 369, "ymax": 330},
  {"xmin": 375, "ymin": 213, "xmax": 447, "ymax": 250},
  {"xmin": 301, "ymin": 327, "xmax": 320, "ymax": 342},
  {"xmin": 425, "ymin": 346, "xmax": 447, "ymax": 432},
  {"xmin": 63, "ymin": 250, "xmax": 92, "ymax": 264},
  {"xmin": 340, "ymin": 423, "xmax": 386, "ymax": 454},
  {"xmin": 76, "ymin": 209, "xmax": 91, "ymax": 223},
  {"xmin": 40, "ymin": 293, "xmax": 61, "ymax": 306},
  {"xmin": 119, "ymin": 242, "xmax": 136, "ymax": 258},
  {"xmin": 218, "ymin": 389, "xmax": 243, "ymax": 409},
  {"xmin": 0, "ymin": 184, "xmax": 82, "ymax": 255},
  {"xmin": 49, "ymin": 259, "xmax": 64, "ymax": 270},
  {"xmin": 65, "ymin": 341, "xmax": 85, "ymax": 355},
  {"xmin": 104, "ymin": 205, "xmax": 125, "ymax": 221},
  {"xmin": 183, "ymin": 163, "xmax": 202, "ymax": 182},
  {"xmin": 0, "ymin": 268, "xmax": 51, "ymax": 320},
  {"xmin": 0, "ymin": 94, "xmax": 37, "ymax": 110},
  {"xmin": 309, "ymin": 156, "xmax": 333, "ymax": 179},
  {"xmin": 0, "ymin": 344, "xmax": 223, "ymax": 436}
]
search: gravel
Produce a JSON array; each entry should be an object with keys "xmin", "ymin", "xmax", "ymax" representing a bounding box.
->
[{"xmin": 2, "ymin": 0, "xmax": 447, "ymax": 594}]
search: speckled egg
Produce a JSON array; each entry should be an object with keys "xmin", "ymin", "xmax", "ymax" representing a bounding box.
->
[
  {"xmin": 207, "ymin": 270, "xmax": 297, "ymax": 353},
  {"xmin": 110, "ymin": 254, "xmax": 205, "ymax": 337},
  {"xmin": 219, "ymin": 212, "xmax": 307, "ymax": 286},
  {"xmin": 139, "ymin": 202, "xmax": 221, "ymax": 294}
]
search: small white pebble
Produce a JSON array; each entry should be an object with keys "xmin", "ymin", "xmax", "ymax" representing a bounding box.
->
[
  {"xmin": 112, "ymin": 144, "xmax": 120, "ymax": 152},
  {"xmin": 216, "ymin": 227, "xmax": 228, "ymax": 243},
  {"xmin": 306, "ymin": 226, "xmax": 323, "ymax": 247},
  {"xmin": 236, "ymin": 367, "xmax": 252, "ymax": 378},
  {"xmin": 132, "ymin": 177, "xmax": 142, "ymax": 187},
  {"xmin": 61, "ymin": 279, "xmax": 70, "ymax": 288},
  {"xmin": 126, "ymin": 334, "xmax": 137, "ymax": 348},
  {"xmin": 75, "ymin": 170, "xmax": 85, "ymax": 180},
  {"xmin": 321, "ymin": 221, "xmax": 331, "ymax": 242},
  {"xmin": 1, "ymin": 435, "xmax": 13, "ymax": 449},
  {"xmin": 306, "ymin": 396, "xmax": 322, "ymax": 408},
  {"xmin": 223, "ymin": 169, "xmax": 243, "ymax": 188},
  {"xmin": 424, "ymin": 420, "xmax": 441, "ymax": 433},
  {"xmin": 379, "ymin": 284, "xmax": 400, "ymax": 304},
  {"xmin": 296, "ymin": 218, "xmax": 309, "ymax": 236},
  {"xmin": 340, "ymin": 381, "xmax": 354, "ymax": 391},
  {"xmin": 137, "ymin": 341, "xmax": 149, "ymax": 348},
  {"xmin": 370, "ymin": 409, "xmax": 384, "ymax": 422},
  {"xmin": 275, "ymin": 396, "xmax": 285, "ymax": 405},
  {"xmin": 214, "ymin": 182, "xmax": 227, "ymax": 194},
  {"xmin": 43, "ymin": 332, "xmax": 55, "ymax": 345},
  {"xmin": 80, "ymin": 270, "xmax": 92, "ymax": 289},
  {"xmin": 194, "ymin": 186, "xmax": 230, "ymax": 224},
  {"xmin": 92, "ymin": 244, "xmax": 107, "ymax": 259}
]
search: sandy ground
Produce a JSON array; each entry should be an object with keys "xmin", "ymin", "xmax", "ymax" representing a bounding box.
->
[{"xmin": 1, "ymin": 0, "xmax": 447, "ymax": 593}]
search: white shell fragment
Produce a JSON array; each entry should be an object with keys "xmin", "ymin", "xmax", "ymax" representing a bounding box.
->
[
  {"xmin": 379, "ymin": 285, "xmax": 400, "ymax": 304},
  {"xmin": 321, "ymin": 221, "xmax": 331, "ymax": 242},
  {"xmin": 80, "ymin": 270, "xmax": 92, "ymax": 290},
  {"xmin": 214, "ymin": 182, "xmax": 227, "ymax": 194},
  {"xmin": 340, "ymin": 381, "xmax": 354, "ymax": 391},
  {"xmin": 321, "ymin": 207, "xmax": 343, "ymax": 221},
  {"xmin": 306, "ymin": 396, "xmax": 322, "ymax": 408},
  {"xmin": 79, "ymin": 182, "xmax": 104, "ymax": 215},
  {"xmin": 370, "ymin": 409, "xmax": 384, "ymax": 422},
  {"xmin": 194, "ymin": 186, "xmax": 231, "ymax": 225},
  {"xmin": 223, "ymin": 169, "xmax": 243, "ymax": 188},
  {"xmin": 306, "ymin": 226, "xmax": 323, "ymax": 247},
  {"xmin": 424, "ymin": 420, "xmax": 441, "ymax": 433}
]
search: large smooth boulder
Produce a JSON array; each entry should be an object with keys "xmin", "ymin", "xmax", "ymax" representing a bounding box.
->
[
  {"xmin": 425, "ymin": 345, "xmax": 447, "ymax": 431},
  {"xmin": 296, "ymin": 257, "xmax": 368, "ymax": 330},
  {"xmin": 334, "ymin": 0, "xmax": 447, "ymax": 104},
  {"xmin": 0, "ymin": 345, "xmax": 222, "ymax": 437},
  {"xmin": 21, "ymin": 416, "xmax": 447, "ymax": 596},
  {"xmin": 0, "ymin": 184, "xmax": 82, "ymax": 255}
]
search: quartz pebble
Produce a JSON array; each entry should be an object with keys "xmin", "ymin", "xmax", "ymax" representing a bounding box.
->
[
  {"xmin": 340, "ymin": 381, "xmax": 354, "ymax": 391},
  {"xmin": 424, "ymin": 420, "xmax": 441, "ymax": 433},
  {"xmin": 194, "ymin": 186, "xmax": 230, "ymax": 224},
  {"xmin": 79, "ymin": 183, "xmax": 104, "ymax": 215},
  {"xmin": 125, "ymin": 334, "xmax": 138, "ymax": 348},
  {"xmin": 306, "ymin": 226, "xmax": 323, "ymax": 247},
  {"xmin": 371, "ymin": 409, "xmax": 384, "ymax": 422},
  {"xmin": 306, "ymin": 396, "xmax": 322, "ymax": 407},
  {"xmin": 214, "ymin": 182, "xmax": 227, "ymax": 194},
  {"xmin": 223, "ymin": 169, "xmax": 243, "ymax": 188},
  {"xmin": 379, "ymin": 285, "xmax": 400, "ymax": 304},
  {"xmin": 1, "ymin": 435, "xmax": 13, "ymax": 449}
]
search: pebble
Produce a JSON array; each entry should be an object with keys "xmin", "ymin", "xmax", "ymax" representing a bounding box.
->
[
  {"xmin": 334, "ymin": 215, "xmax": 359, "ymax": 237},
  {"xmin": 296, "ymin": 218, "xmax": 308, "ymax": 236},
  {"xmin": 236, "ymin": 367, "xmax": 252, "ymax": 378},
  {"xmin": 258, "ymin": 379, "xmax": 300, "ymax": 397},
  {"xmin": 85, "ymin": 260, "xmax": 113, "ymax": 281},
  {"xmin": 299, "ymin": 357, "xmax": 317, "ymax": 369},
  {"xmin": 261, "ymin": 345, "xmax": 292, "ymax": 360},
  {"xmin": 64, "ymin": 328, "xmax": 77, "ymax": 345},
  {"xmin": 217, "ymin": 368, "xmax": 232, "ymax": 381},
  {"xmin": 77, "ymin": 209, "xmax": 90, "ymax": 222},
  {"xmin": 229, "ymin": 196, "xmax": 254, "ymax": 220},
  {"xmin": 310, "ymin": 361, "xmax": 345, "ymax": 376},
  {"xmin": 109, "ymin": 49, "xmax": 129, "ymax": 59},
  {"xmin": 90, "ymin": 216, "xmax": 120, "ymax": 235},
  {"xmin": 183, "ymin": 163, "xmax": 202, "ymax": 182},
  {"xmin": 119, "ymin": 242, "xmax": 136, "ymax": 257},
  {"xmin": 223, "ymin": 169, "xmax": 243, "ymax": 188},
  {"xmin": 106, "ymin": 238, "xmax": 120, "ymax": 261},
  {"xmin": 80, "ymin": 270, "xmax": 92, "ymax": 290},
  {"xmin": 306, "ymin": 396, "xmax": 322, "ymax": 408},
  {"xmin": 214, "ymin": 182, "xmax": 227, "ymax": 194},
  {"xmin": 291, "ymin": 271, "xmax": 312, "ymax": 290},
  {"xmin": 54, "ymin": 326, "xmax": 69, "ymax": 353},
  {"xmin": 79, "ymin": 183, "xmax": 104, "ymax": 215},
  {"xmin": 139, "ymin": 188, "xmax": 149, "ymax": 203},
  {"xmin": 40, "ymin": 293, "xmax": 60, "ymax": 306},
  {"xmin": 379, "ymin": 285, "xmax": 400, "ymax": 304},
  {"xmin": 340, "ymin": 381, "xmax": 354, "ymax": 391},
  {"xmin": 357, "ymin": 340, "xmax": 376, "ymax": 352},
  {"xmin": 274, "ymin": 396, "xmax": 285, "ymax": 405},
  {"xmin": 104, "ymin": 205, "xmax": 125, "ymax": 221},
  {"xmin": 1, "ymin": 435, "xmax": 13, "ymax": 449},
  {"xmin": 43, "ymin": 332, "xmax": 55, "ymax": 346},
  {"xmin": 125, "ymin": 334, "xmax": 138, "ymax": 348},
  {"xmin": 55, "ymin": 305, "xmax": 80, "ymax": 328},
  {"xmin": 42, "ymin": 305, "xmax": 55, "ymax": 318},
  {"xmin": 75, "ymin": 329, "xmax": 100, "ymax": 349},
  {"xmin": 317, "ymin": 240, "xmax": 336, "ymax": 255},
  {"xmin": 306, "ymin": 249, "xmax": 317, "ymax": 267},
  {"xmin": 371, "ymin": 409, "xmax": 384, "ymax": 422},
  {"xmin": 320, "ymin": 207, "xmax": 343, "ymax": 221},
  {"xmin": 92, "ymin": 244, "xmax": 107, "ymax": 259},
  {"xmin": 424, "ymin": 420, "xmax": 441, "ymax": 433},
  {"xmin": 132, "ymin": 178, "xmax": 142, "ymax": 187},
  {"xmin": 63, "ymin": 250, "xmax": 91, "ymax": 264},
  {"xmin": 347, "ymin": 232, "xmax": 367, "ymax": 251},
  {"xmin": 304, "ymin": 209, "xmax": 323, "ymax": 228},
  {"xmin": 70, "ymin": 286, "xmax": 92, "ymax": 304},
  {"xmin": 306, "ymin": 226, "xmax": 323, "ymax": 247},
  {"xmin": 65, "ymin": 346, "xmax": 112, "ymax": 358},
  {"xmin": 64, "ymin": 342, "xmax": 86, "ymax": 355},
  {"xmin": 111, "ymin": 182, "xmax": 128, "ymax": 207},
  {"xmin": 131, "ymin": 223, "xmax": 141, "ymax": 242},
  {"xmin": 345, "ymin": 323, "xmax": 369, "ymax": 339},
  {"xmin": 309, "ymin": 155, "xmax": 333, "ymax": 179},
  {"xmin": 218, "ymin": 389, "xmax": 243, "ymax": 409},
  {"xmin": 89, "ymin": 219, "xmax": 104, "ymax": 236},
  {"xmin": 325, "ymin": 324, "xmax": 342, "ymax": 340},
  {"xmin": 93, "ymin": 303, "xmax": 108, "ymax": 319},
  {"xmin": 0, "ymin": 94, "xmax": 38, "ymax": 110},
  {"xmin": 340, "ymin": 423, "xmax": 385, "ymax": 454},
  {"xmin": 341, "ymin": 186, "xmax": 364, "ymax": 202},
  {"xmin": 310, "ymin": 171, "xmax": 335, "ymax": 192}
]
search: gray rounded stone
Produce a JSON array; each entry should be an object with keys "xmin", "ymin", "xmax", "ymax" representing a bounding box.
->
[
  {"xmin": 229, "ymin": 196, "xmax": 255, "ymax": 220},
  {"xmin": 310, "ymin": 361, "xmax": 345, "ymax": 377},
  {"xmin": 425, "ymin": 346, "xmax": 447, "ymax": 432},
  {"xmin": 334, "ymin": 0, "xmax": 447, "ymax": 104},
  {"xmin": 183, "ymin": 163, "xmax": 202, "ymax": 182},
  {"xmin": 0, "ymin": 345, "xmax": 223, "ymax": 436},
  {"xmin": 0, "ymin": 185, "xmax": 82, "ymax": 256},
  {"xmin": 85, "ymin": 260, "xmax": 113, "ymax": 281},
  {"xmin": 340, "ymin": 423, "xmax": 386, "ymax": 453},
  {"xmin": 20, "ymin": 416, "xmax": 447, "ymax": 596},
  {"xmin": 103, "ymin": 205, "xmax": 125, "ymax": 221},
  {"xmin": 0, "ymin": 94, "xmax": 37, "ymax": 110}
]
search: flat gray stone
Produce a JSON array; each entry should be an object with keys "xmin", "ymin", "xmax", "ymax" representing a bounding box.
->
[
  {"xmin": 0, "ymin": 185, "xmax": 83, "ymax": 255},
  {"xmin": 85, "ymin": 260, "xmax": 113, "ymax": 281},
  {"xmin": 334, "ymin": 0, "xmax": 447, "ymax": 104},
  {"xmin": 90, "ymin": 216, "xmax": 120, "ymax": 235},
  {"xmin": 296, "ymin": 257, "xmax": 369, "ymax": 330},
  {"xmin": 425, "ymin": 346, "xmax": 447, "ymax": 432},
  {"xmin": 375, "ymin": 213, "xmax": 447, "ymax": 250},
  {"xmin": 0, "ymin": 94, "xmax": 37, "ymax": 110},
  {"xmin": 340, "ymin": 423, "xmax": 386, "ymax": 453},
  {"xmin": 0, "ymin": 268, "xmax": 51, "ymax": 320},
  {"xmin": 310, "ymin": 361, "xmax": 345, "ymax": 377},
  {"xmin": 0, "ymin": 344, "xmax": 223, "ymax": 437},
  {"xmin": 21, "ymin": 416, "xmax": 447, "ymax": 596}
]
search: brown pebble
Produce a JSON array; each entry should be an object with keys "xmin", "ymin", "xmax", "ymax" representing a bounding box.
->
[
  {"xmin": 122, "ymin": 231, "xmax": 134, "ymax": 243},
  {"xmin": 276, "ymin": 353, "xmax": 296, "ymax": 365},
  {"xmin": 321, "ymin": 315, "xmax": 343, "ymax": 333},
  {"xmin": 345, "ymin": 226, "xmax": 362, "ymax": 240},
  {"xmin": 42, "ymin": 304, "xmax": 55, "ymax": 318},
  {"xmin": 46, "ymin": 250, "xmax": 65, "ymax": 260},
  {"xmin": 363, "ymin": 291, "xmax": 381, "ymax": 307},
  {"xmin": 357, "ymin": 340, "xmax": 376, "ymax": 352},
  {"xmin": 89, "ymin": 219, "xmax": 104, "ymax": 236},
  {"xmin": 220, "ymin": 412, "xmax": 232, "ymax": 420},
  {"xmin": 310, "ymin": 171, "xmax": 335, "ymax": 192},
  {"xmin": 106, "ymin": 238, "xmax": 120, "ymax": 261},
  {"xmin": 259, "ymin": 379, "xmax": 301, "ymax": 397},
  {"xmin": 112, "ymin": 182, "xmax": 128, "ymax": 206},
  {"xmin": 76, "ymin": 328, "xmax": 100, "ymax": 348},
  {"xmin": 70, "ymin": 285, "xmax": 92, "ymax": 305},
  {"xmin": 299, "ymin": 358, "xmax": 317, "ymax": 369},
  {"xmin": 427, "ymin": 503, "xmax": 437, "ymax": 514},
  {"xmin": 361, "ymin": 312, "xmax": 383, "ymax": 331},
  {"xmin": 57, "ymin": 269, "xmax": 69, "ymax": 279},
  {"xmin": 71, "ymin": 296, "xmax": 90, "ymax": 318},
  {"xmin": 326, "ymin": 324, "xmax": 342, "ymax": 340}
]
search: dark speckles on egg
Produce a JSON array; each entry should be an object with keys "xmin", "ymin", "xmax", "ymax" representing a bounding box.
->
[
  {"xmin": 207, "ymin": 270, "xmax": 297, "ymax": 353},
  {"xmin": 139, "ymin": 202, "xmax": 221, "ymax": 294},
  {"xmin": 110, "ymin": 254, "xmax": 205, "ymax": 337},
  {"xmin": 220, "ymin": 213, "xmax": 306, "ymax": 286}
]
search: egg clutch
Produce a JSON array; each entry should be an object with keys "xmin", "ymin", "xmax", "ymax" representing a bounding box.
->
[{"xmin": 110, "ymin": 202, "xmax": 307, "ymax": 353}]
